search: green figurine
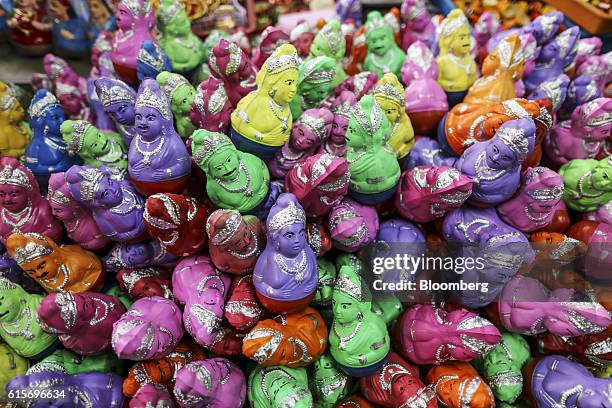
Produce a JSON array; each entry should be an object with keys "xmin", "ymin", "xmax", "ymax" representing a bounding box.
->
[
  {"xmin": 192, "ymin": 129, "xmax": 270, "ymax": 214},
  {"xmin": 61, "ymin": 120, "xmax": 128, "ymax": 169},
  {"xmin": 477, "ymin": 332, "xmax": 530, "ymax": 403},
  {"xmin": 329, "ymin": 265, "xmax": 390, "ymax": 377},
  {"xmin": 559, "ymin": 158, "xmax": 612, "ymax": 212},
  {"xmin": 0, "ymin": 278, "xmax": 58, "ymax": 359},
  {"xmin": 371, "ymin": 295, "xmax": 403, "ymax": 326},
  {"xmin": 248, "ymin": 365, "xmax": 314, "ymax": 408},
  {"xmin": 363, "ymin": 11, "xmax": 406, "ymax": 78},
  {"xmin": 310, "ymin": 352, "xmax": 351, "ymax": 407},
  {"xmin": 192, "ymin": 30, "xmax": 232, "ymax": 85},
  {"xmin": 309, "ymin": 19, "xmax": 347, "ymax": 87},
  {"xmin": 290, "ymin": 56, "xmax": 337, "ymax": 118},
  {"xmin": 27, "ymin": 349, "xmax": 123, "ymax": 375},
  {"xmin": 313, "ymin": 258, "xmax": 336, "ymax": 308},
  {"xmin": 157, "ymin": 71, "xmax": 196, "ymax": 140},
  {"xmin": 0, "ymin": 343, "xmax": 29, "ymax": 396},
  {"xmin": 157, "ymin": 0, "xmax": 205, "ymax": 74},
  {"xmin": 345, "ymin": 95, "xmax": 401, "ymax": 205}
]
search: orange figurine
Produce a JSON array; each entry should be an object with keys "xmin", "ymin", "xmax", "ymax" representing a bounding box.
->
[{"xmin": 426, "ymin": 361, "xmax": 495, "ymax": 408}]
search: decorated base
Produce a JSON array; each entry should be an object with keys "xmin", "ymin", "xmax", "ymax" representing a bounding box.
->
[
  {"xmin": 255, "ymin": 291, "xmax": 315, "ymax": 314},
  {"xmin": 230, "ymin": 127, "xmax": 281, "ymax": 160},
  {"xmin": 445, "ymin": 90, "xmax": 467, "ymax": 109},
  {"xmin": 335, "ymin": 353, "xmax": 389, "ymax": 377},
  {"xmin": 349, "ymin": 183, "xmax": 398, "ymax": 206},
  {"xmin": 130, "ymin": 175, "xmax": 191, "ymax": 197},
  {"xmin": 408, "ymin": 110, "xmax": 447, "ymax": 136},
  {"xmin": 112, "ymin": 62, "xmax": 138, "ymax": 85}
]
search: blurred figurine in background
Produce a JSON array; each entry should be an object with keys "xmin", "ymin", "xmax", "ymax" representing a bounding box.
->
[{"xmin": 0, "ymin": 81, "xmax": 30, "ymax": 159}]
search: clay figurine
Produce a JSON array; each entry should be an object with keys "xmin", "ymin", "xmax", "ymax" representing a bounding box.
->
[
  {"xmin": 558, "ymin": 75, "xmax": 601, "ymax": 121},
  {"xmin": 247, "ymin": 365, "xmax": 313, "ymax": 408},
  {"xmin": 559, "ymin": 158, "xmax": 612, "ymax": 212},
  {"xmin": 426, "ymin": 362, "xmax": 495, "ymax": 408},
  {"xmin": 157, "ymin": 71, "xmax": 196, "ymax": 140},
  {"xmin": 290, "ymin": 20, "xmax": 315, "ymax": 58},
  {"xmin": 473, "ymin": 11, "xmax": 501, "ymax": 50},
  {"xmin": 311, "ymin": 352, "xmax": 351, "ymax": 407},
  {"xmin": 0, "ymin": 81, "xmax": 30, "ymax": 158},
  {"xmin": 309, "ymin": 20, "xmax": 347, "ymax": 87},
  {"xmin": 400, "ymin": 0, "xmax": 435, "ymax": 50},
  {"xmin": 289, "ymin": 56, "xmax": 336, "ymax": 118},
  {"xmin": 61, "ymin": 119, "xmax": 128, "ymax": 169},
  {"xmin": 130, "ymin": 383, "xmax": 175, "ymax": 407},
  {"xmin": 319, "ymin": 90, "xmax": 356, "ymax": 157},
  {"xmin": 6, "ymin": 0, "xmax": 52, "ymax": 55},
  {"xmin": 336, "ymin": 71, "xmax": 378, "ymax": 100},
  {"xmin": 252, "ymin": 26, "xmax": 290, "ymax": 70},
  {"xmin": 224, "ymin": 274, "xmax": 264, "ymax": 330},
  {"xmin": 88, "ymin": 78, "xmax": 117, "ymax": 133},
  {"xmin": 209, "ymin": 38, "xmax": 258, "ymax": 107},
  {"xmin": 117, "ymin": 267, "xmax": 174, "ymax": 301},
  {"xmin": 41, "ymin": 54, "xmax": 88, "ymax": 120},
  {"xmin": 102, "ymin": 240, "xmax": 178, "ymax": 273},
  {"xmin": 327, "ymin": 197, "xmax": 379, "ymax": 253},
  {"xmin": 363, "ymin": 11, "xmax": 405, "ymax": 78},
  {"xmin": 336, "ymin": 0, "xmax": 361, "ymax": 25},
  {"xmin": 136, "ymin": 40, "xmax": 173, "ymax": 82},
  {"xmin": 189, "ymin": 77, "xmax": 232, "ymax": 134},
  {"xmin": 94, "ymin": 76, "xmax": 138, "ymax": 145}
]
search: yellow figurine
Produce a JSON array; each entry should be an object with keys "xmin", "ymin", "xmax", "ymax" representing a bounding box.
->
[
  {"xmin": 373, "ymin": 73, "xmax": 415, "ymax": 165},
  {"xmin": 436, "ymin": 9, "xmax": 477, "ymax": 107},
  {"xmin": 230, "ymin": 43, "xmax": 300, "ymax": 160},
  {"xmin": 463, "ymin": 33, "xmax": 524, "ymax": 105},
  {"xmin": 0, "ymin": 82, "xmax": 30, "ymax": 158}
]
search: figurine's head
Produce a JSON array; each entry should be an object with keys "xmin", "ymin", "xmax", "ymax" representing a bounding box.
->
[
  {"xmin": 346, "ymin": 95, "xmax": 390, "ymax": 148},
  {"xmin": 332, "ymin": 265, "xmax": 370, "ymax": 324},
  {"xmin": 209, "ymin": 39, "xmax": 257, "ymax": 95},
  {"xmin": 310, "ymin": 19, "xmax": 346, "ymax": 61},
  {"xmin": 252, "ymin": 367, "xmax": 312, "ymax": 408},
  {"xmin": 28, "ymin": 89, "xmax": 65, "ymax": 136},
  {"xmin": 313, "ymin": 258, "xmax": 336, "ymax": 305},
  {"xmin": 373, "ymin": 73, "xmax": 406, "ymax": 125},
  {"xmin": 298, "ymin": 56, "xmax": 336, "ymax": 104},
  {"xmin": 485, "ymin": 118, "xmax": 535, "ymax": 169},
  {"xmin": 157, "ymin": 0, "xmax": 189, "ymax": 35},
  {"xmin": 157, "ymin": 71, "xmax": 195, "ymax": 115},
  {"xmin": 0, "ymin": 158, "xmax": 37, "ymax": 213},
  {"xmin": 290, "ymin": 21, "xmax": 315, "ymax": 58},
  {"xmin": 87, "ymin": 0, "xmax": 112, "ymax": 25},
  {"xmin": 206, "ymin": 210, "xmax": 254, "ymax": 254},
  {"xmin": 427, "ymin": 362, "xmax": 494, "ymax": 407},
  {"xmin": 94, "ymin": 77, "xmax": 137, "ymax": 126},
  {"xmin": 0, "ymin": 83, "xmax": 24, "ymax": 123},
  {"xmin": 528, "ymin": 75, "xmax": 570, "ymax": 112},
  {"xmin": 291, "ymin": 108, "xmax": 333, "ymax": 151},
  {"xmin": 47, "ymin": 172, "xmax": 78, "ymax": 221},
  {"xmin": 38, "ymin": 292, "xmax": 117, "ymax": 333},
  {"xmin": 256, "ymin": 43, "xmax": 299, "ymax": 105},
  {"xmin": 0, "ymin": 278, "xmax": 24, "ymax": 322},
  {"xmin": 330, "ymin": 91, "xmax": 357, "ymax": 145},
  {"xmin": 483, "ymin": 33, "xmax": 524, "ymax": 79},
  {"xmin": 118, "ymin": 267, "xmax": 172, "ymax": 299},
  {"xmin": 61, "ymin": 120, "xmax": 111, "ymax": 158},
  {"xmin": 130, "ymin": 383, "xmax": 174, "ymax": 407},
  {"xmin": 256, "ymin": 27, "xmax": 291, "ymax": 64},
  {"xmin": 336, "ymin": 0, "xmax": 361, "ymax": 23},
  {"xmin": 591, "ymin": 160, "xmax": 612, "ymax": 191},
  {"xmin": 190, "ymin": 78, "xmax": 232, "ymax": 132},
  {"xmin": 554, "ymin": 26, "xmax": 580, "ymax": 70},
  {"xmin": 438, "ymin": 9, "xmax": 471, "ymax": 57},
  {"xmin": 6, "ymin": 232, "xmax": 60, "ymax": 281},
  {"xmin": 572, "ymin": 98, "xmax": 612, "ymax": 141},
  {"xmin": 137, "ymin": 41, "xmax": 173, "ymax": 81},
  {"xmin": 65, "ymin": 166, "xmax": 123, "ymax": 208},
  {"xmin": 336, "ymin": 72, "xmax": 378, "ymax": 100},
  {"xmin": 473, "ymin": 11, "xmax": 500, "ymax": 46},
  {"xmin": 402, "ymin": 41, "xmax": 437, "ymax": 83},
  {"xmin": 266, "ymin": 193, "xmax": 307, "ymax": 259},
  {"xmin": 528, "ymin": 11, "xmax": 563, "ymax": 45},
  {"xmin": 135, "ymin": 78, "xmax": 173, "ymax": 138},
  {"xmin": 224, "ymin": 275, "xmax": 263, "ymax": 330},
  {"xmin": 400, "ymin": 0, "xmax": 428, "ymax": 27},
  {"xmin": 521, "ymin": 166, "xmax": 564, "ymax": 213},
  {"xmin": 365, "ymin": 11, "xmax": 395, "ymax": 57},
  {"xmin": 192, "ymin": 130, "xmax": 239, "ymax": 180},
  {"xmin": 202, "ymin": 30, "xmax": 231, "ymax": 63},
  {"xmin": 482, "ymin": 332, "xmax": 530, "ymax": 403},
  {"xmin": 520, "ymin": 33, "xmax": 539, "ymax": 76},
  {"xmin": 116, "ymin": 0, "xmax": 151, "ymax": 30}
]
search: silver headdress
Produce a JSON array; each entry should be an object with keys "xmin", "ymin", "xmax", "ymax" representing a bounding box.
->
[
  {"xmin": 496, "ymin": 126, "xmax": 530, "ymax": 161},
  {"xmin": 66, "ymin": 121, "xmax": 92, "ymax": 154},
  {"xmin": 290, "ymin": 21, "xmax": 312, "ymax": 42},
  {"xmin": 208, "ymin": 85, "xmax": 228, "ymax": 115},
  {"xmin": 0, "ymin": 165, "xmax": 33, "ymax": 190},
  {"xmin": 301, "ymin": 57, "xmax": 336, "ymax": 85},
  {"xmin": 366, "ymin": 14, "xmax": 391, "ymax": 36},
  {"xmin": 439, "ymin": 11, "xmax": 468, "ymax": 38},
  {"xmin": 28, "ymin": 92, "xmax": 61, "ymax": 119},
  {"xmin": 160, "ymin": 74, "xmax": 190, "ymax": 102},
  {"xmin": 121, "ymin": 0, "xmax": 150, "ymax": 17},
  {"xmin": 351, "ymin": 97, "xmax": 383, "ymax": 135},
  {"xmin": 264, "ymin": 48, "xmax": 300, "ymax": 75},
  {"xmin": 47, "ymin": 187, "xmax": 72, "ymax": 206},
  {"xmin": 97, "ymin": 81, "xmax": 136, "ymax": 108},
  {"xmin": 210, "ymin": 42, "xmax": 243, "ymax": 77},
  {"xmin": 0, "ymin": 85, "xmax": 17, "ymax": 111},
  {"xmin": 12, "ymin": 234, "xmax": 53, "ymax": 265},
  {"xmin": 135, "ymin": 86, "xmax": 171, "ymax": 120},
  {"xmin": 373, "ymin": 82, "xmax": 406, "ymax": 106},
  {"xmin": 158, "ymin": 0, "xmax": 183, "ymax": 25},
  {"xmin": 319, "ymin": 23, "xmax": 343, "ymax": 55},
  {"xmin": 298, "ymin": 114, "xmax": 328, "ymax": 140},
  {"xmin": 206, "ymin": 210, "xmax": 242, "ymax": 246},
  {"xmin": 78, "ymin": 168, "xmax": 105, "ymax": 201},
  {"xmin": 55, "ymin": 292, "xmax": 77, "ymax": 329},
  {"xmin": 334, "ymin": 266, "xmax": 368, "ymax": 302},
  {"xmin": 192, "ymin": 133, "xmax": 234, "ymax": 167},
  {"xmin": 268, "ymin": 200, "xmax": 305, "ymax": 234}
]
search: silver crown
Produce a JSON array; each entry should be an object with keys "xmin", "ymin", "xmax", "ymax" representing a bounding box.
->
[
  {"xmin": 264, "ymin": 51, "xmax": 300, "ymax": 75},
  {"xmin": 207, "ymin": 210, "xmax": 242, "ymax": 246},
  {"xmin": 334, "ymin": 273, "xmax": 364, "ymax": 301},
  {"xmin": 122, "ymin": 0, "xmax": 150, "ymax": 17},
  {"xmin": 65, "ymin": 121, "xmax": 92, "ymax": 154},
  {"xmin": 268, "ymin": 200, "xmax": 305, "ymax": 234},
  {"xmin": 12, "ymin": 235, "xmax": 53, "ymax": 265},
  {"xmin": 158, "ymin": 0, "xmax": 183, "ymax": 25},
  {"xmin": 299, "ymin": 114, "xmax": 328, "ymax": 140},
  {"xmin": 320, "ymin": 24, "xmax": 343, "ymax": 55},
  {"xmin": 161, "ymin": 74, "xmax": 190, "ymax": 102},
  {"xmin": 527, "ymin": 185, "xmax": 564, "ymax": 201},
  {"xmin": 373, "ymin": 82, "xmax": 406, "ymax": 106},
  {"xmin": 365, "ymin": 15, "xmax": 391, "ymax": 36},
  {"xmin": 78, "ymin": 168, "xmax": 104, "ymax": 202},
  {"xmin": 193, "ymin": 133, "xmax": 233, "ymax": 167},
  {"xmin": 47, "ymin": 187, "xmax": 72, "ymax": 206},
  {"xmin": 301, "ymin": 57, "xmax": 336, "ymax": 85},
  {"xmin": 28, "ymin": 92, "xmax": 61, "ymax": 119},
  {"xmin": 136, "ymin": 86, "xmax": 171, "ymax": 120},
  {"xmin": 497, "ymin": 126, "xmax": 530, "ymax": 161},
  {"xmin": 0, "ymin": 165, "xmax": 33, "ymax": 190},
  {"xmin": 332, "ymin": 101, "xmax": 353, "ymax": 119},
  {"xmin": 439, "ymin": 12, "xmax": 468, "ymax": 37},
  {"xmin": 98, "ymin": 82, "xmax": 135, "ymax": 108},
  {"xmin": 290, "ymin": 21, "xmax": 312, "ymax": 42}
]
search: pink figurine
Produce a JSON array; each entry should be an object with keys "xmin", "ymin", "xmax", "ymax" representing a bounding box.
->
[
  {"xmin": 252, "ymin": 26, "xmax": 290, "ymax": 70},
  {"xmin": 172, "ymin": 255, "xmax": 232, "ymax": 348},
  {"xmin": 335, "ymin": 71, "xmax": 378, "ymax": 101},
  {"xmin": 543, "ymin": 98, "xmax": 612, "ymax": 167},
  {"xmin": 111, "ymin": 0, "xmax": 156, "ymax": 84},
  {"xmin": 584, "ymin": 202, "xmax": 612, "ymax": 225},
  {"xmin": 269, "ymin": 108, "xmax": 334, "ymax": 180},
  {"xmin": 209, "ymin": 39, "xmax": 258, "ymax": 107},
  {"xmin": 394, "ymin": 304, "xmax": 501, "ymax": 365},
  {"xmin": 498, "ymin": 275, "xmax": 611, "ymax": 337},
  {"xmin": 401, "ymin": 41, "xmax": 448, "ymax": 136},
  {"xmin": 400, "ymin": 0, "xmax": 435, "ymax": 50},
  {"xmin": 38, "ymin": 291, "xmax": 126, "ymax": 355},
  {"xmin": 290, "ymin": 20, "xmax": 315, "ymax": 58},
  {"xmin": 285, "ymin": 153, "xmax": 350, "ymax": 218},
  {"xmin": 327, "ymin": 197, "xmax": 379, "ymax": 252},
  {"xmin": 117, "ymin": 267, "xmax": 174, "ymax": 301},
  {"xmin": 47, "ymin": 172, "xmax": 111, "ymax": 251},
  {"xmin": 41, "ymin": 54, "xmax": 89, "ymax": 120},
  {"xmin": 395, "ymin": 166, "xmax": 472, "ymax": 223},
  {"xmin": 515, "ymin": 33, "xmax": 540, "ymax": 98},
  {"xmin": 498, "ymin": 167, "xmax": 564, "ymax": 233},
  {"xmin": 130, "ymin": 383, "xmax": 175, "ymax": 408},
  {"xmin": 112, "ymin": 296, "xmax": 183, "ymax": 360},
  {"xmin": 575, "ymin": 37, "xmax": 603, "ymax": 72},
  {"xmin": 189, "ymin": 77, "xmax": 232, "ymax": 134},
  {"xmin": 0, "ymin": 157, "xmax": 63, "ymax": 244},
  {"xmin": 319, "ymin": 90, "xmax": 356, "ymax": 157},
  {"xmin": 473, "ymin": 12, "xmax": 501, "ymax": 50},
  {"xmin": 577, "ymin": 54, "xmax": 612, "ymax": 96}
]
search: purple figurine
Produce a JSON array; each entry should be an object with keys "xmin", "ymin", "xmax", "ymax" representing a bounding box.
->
[
  {"xmin": 526, "ymin": 11, "xmax": 564, "ymax": 46},
  {"xmin": 173, "ymin": 358, "xmax": 246, "ymax": 408},
  {"xmin": 111, "ymin": 296, "xmax": 183, "ymax": 360},
  {"xmin": 253, "ymin": 193, "xmax": 318, "ymax": 314},
  {"xmin": 87, "ymin": 78, "xmax": 116, "ymax": 133},
  {"xmin": 172, "ymin": 255, "xmax": 232, "ymax": 348},
  {"xmin": 95, "ymin": 76, "xmax": 138, "ymax": 146},
  {"xmin": 473, "ymin": 12, "xmax": 501, "ymax": 50},
  {"xmin": 65, "ymin": 165, "xmax": 147, "ymax": 242},
  {"xmin": 103, "ymin": 240, "xmax": 178, "ymax": 272},
  {"xmin": 498, "ymin": 167, "xmax": 564, "ymax": 233},
  {"xmin": 128, "ymin": 79, "xmax": 191, "ymax": 197},
  {"xmin": 405, "ymin": 138, "xmax": 457, "ymax": 169},
  {"xmin": 130, "ymin": 383, "xmax": 175, "ymax": 408},
  {"xmin": 336, "ymin": 0, "xmax": 361, "ymax": 25},
  {"xmin": 319, "ymin": 90, "xmax": 355, "ymax": 157},
  {"xmin": 558, "ymin": 75, "xmax": 601, "ymax": 121},
  {"xmin": 209, "ymin": 38, "xmax": 258, "ymax": 107},
  {"xmin": 455, "ymin": 118, "xmax": 536, "ymax": 206},
  {"xmin": 327, "ymin": 197, "xmax": 379, "ymax": 252},
  {"xmin": 400, "ymin": 0, "xmax": 435, "ymax": 50},
  {"xmin": 527, "ymin": 74, "xmax": 570, "ymax": 113}
]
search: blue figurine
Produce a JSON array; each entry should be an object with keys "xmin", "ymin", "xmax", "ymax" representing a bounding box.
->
[
  {"xmin": 0, "ymin": 0, "xmax": 13, "ymax": 42},
  {"xmin": 24, "ymin": 89, "xmax": 82, "ymax": 192},
  {"xmin": 86, "ymin": 0, "xmax": 115, "ymax": 43},
  {"xmin": 136, "ymin": 40, "xmax": 173, "ymax": 82},
  {"xmin": 48, "ymin": 0, "xmax": 90, "ymax": 58}
]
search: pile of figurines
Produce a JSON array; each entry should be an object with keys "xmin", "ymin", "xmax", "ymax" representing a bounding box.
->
[{"xmin": 0, "ymin": 0, "xmax": 611, "ymax": 406}]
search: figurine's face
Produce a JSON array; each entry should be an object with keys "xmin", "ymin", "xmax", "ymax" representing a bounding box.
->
[
  {"xmin": 292, "ymin": 124, "xmax": 319, "ymax": 150},
  {"xmin": 0, "ymin": 292, "xmax": 20, "ymax": 321},
  {"xmin": 485, "ymin": 138, "xmax": 516, "ymax": 170},
  {"xmin": 271, "ymin": 69, "xmax": 298, "ymax": 105},
  {"xmin": 124, "ymin": 243, "xmax": 151, "ymax": 265},
  {"xmin": 132, "ymin": 277, "xmax": 167, "ymax": 298},
  {"xmin": 83, "ymin": 128, "xmax": 112, "ymax": 156},
  {"xmin": 198, "ymin": 275, "xmax": 225, "ymax": 310},
  {"xmin": 313, "ymin": 354, "xmax": 336, "ymax": 378},
  {"xmin": 21, "ymin": 254, "xmax": 60, "ymax": 283},
  {"xmin": 145, "ymin": 359, "xmax": 175, "ymax": 382},
  {"xmin": 116, "ymin": 3, "xmax": 135, "ymax": 30},
  {"xmin": 58, "ymin": 93, "xmax": 82, "ymax": 116},
  {"xmin": 225, "ymin": 221, "xmax": 253, "ymax": 252},
  {"xmin": 88, "ymin": 0, "xmax": 111, "ymax": 25},
  {"xmin": 235, "ymin": 54, "xmax": 257, "ymax": 91},
  {"xmin": 345, "ymin": 120, "xmax": 366, "ymax": 148},
  {"xmin": 107, "ymin": 101, "xmax": 135, "ymax": 126},
  {"xmin": 292, "ymin": 33, "xmax": 314, "ymax": 57},
  {"xmin": 7, "ymin": 103, "xmax": 25, "ymax": 123},
  {"xmin": 207, "ymin": 149, "xmax": 239, "ymax": 180},
  {"xmin": 172, "ymin": 86, "xmax": 195, "ymax": 115},
  {"xmin": 367, "ymin": 29, "xmax": 393, "ymax": 56},
  {"xmin": 449, "ymin": 25, "xmax": 471, "ymax": 56},
  {"xmin": 301, "ymin": 83, "xmax": 333, "ymax": 105},
  {"xmin": 592, "ymin": 166, "xmax": 612, "ymax": 190},
  {"xmin": 331, "ymin": 115, "xmax": 349, "ymax": 144},
  {"xmin": 268, "ymin": 374, "xmax": 310, "ymax": 408},
  {"xmin": 95, "ymin": 174, "xmax": 123, "ymax": 207},
  {"xmin": 135, "ymin": 106, "xmax": 163, "ymax": 138},
  {"xmin": 386, "ymin": 369, "xmax": 424, "ymax": 404},
  {"xmin": 332, "ymin": 293, "xmax": 360, "ymax": 325},
  {"xmin": 50, "ymin": 201, "xmax": 74, "ymax": 221},
  {"xmin": 273, "ymin": 223, "xmax": 306, "ymax": 258},
  {"xmin": 377, "ymin": 98, "xmax": 400, "ymax": 124},
  {"xmin": 0, "ymin": 185, "xmax": 29, "ymax": 213},
  {"xmin": 316, "ymin": 268, "xmax": 334, "ymax": 301}
]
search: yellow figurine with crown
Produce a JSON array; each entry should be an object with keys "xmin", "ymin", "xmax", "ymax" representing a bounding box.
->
[
  {"xmin": 0, "ymin": 82, "xmax": 30, "ymax": 158},
  {"xmin": 230, "ymin": 43, "xmax": 300, "ymax": 160}
]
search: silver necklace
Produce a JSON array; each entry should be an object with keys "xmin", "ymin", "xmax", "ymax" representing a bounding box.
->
[
  {"xmin": 332, "ymin": 314, "xmax": 363, "ymax": 351},
  {"xmin": 369, "ymin": 51, "xmax": 396, "ymax": 72},
  {"xmin": 2, "ymin": 201, "xmax": 33, "ymax": 233},
  {"xmin": 474, "ymin": 151, "xmax": 506, "ymax": 183},
  {"xmin": 574, "ymin": 172, "xmax": 604, "ymax": 199},
  {"xmin": 89, "ymin": 297, "xmax": 115, "ymax": 326},
  {"xmin": 66, "ymin": 218, "xmax": 81, "ymax": 234},
  {"xmin": 214, "ymin": 162, "xmax": 253, "ymax": 197},
  {"xmin": 135, "ymin": 136, "xmax": 165, "ymax": 166},
  {"xmin": 274, "ymin": 250, "xmax": 306, "ymax": 282},
  {"xmin": 44, "ymin": 136, "xmax": 67, "ymax": 153},
  {"xmin": 110, "ymin": 188, "xmax": 143, "ymax": 215},
  {"xmin": 268, "ymin": 99, "xmax": 289, "ymax": 133},
  {"xmin": 229, "ymin": 231, "xmax": 260, "ymax": 259},
  {"xmin": 0, "ymin": 300, "xmax": 34, "ymax": 340},
  {"xmin": 523, "ymin": 206, "xmax": 549, "ymax": 223}
]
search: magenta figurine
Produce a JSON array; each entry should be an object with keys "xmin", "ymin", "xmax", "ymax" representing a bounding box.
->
[
  {"xmin": 455, "ymin": 118, "xmax": 535, "ymax": 206},
  {"xmin": 319, "ymin": 90, "xmax": 356, "ymax": 157},
  {"xmin": 190, "ymin": 77, "xmax": 232, "ymax": 135},
  {"xmin": 327, "ymin": 197, "xmax": 379, "ymax": 252},
  {"xmin": 401, "ymin": 41, "xmax": 449, "ymax": 136},
  {"xmin": 117, "ymin": 267, "xmax": 174, "ymax": 301},
  {"xmin": 269, "ymin": 108, "xmax": 334, "ymax": 179},
  {"xmin": 394, "ymin": 166, "xmax": 472, "ymax": 223},
  {"xmin": 473, "ymin": 11, "xmax": 501, "ymax": 50},
  {"xmin": 47, "ymin": 172, "xmax": 111, "ymax": 251},
  {"xmin": 336, "ymin": 71, "xmax": 378, "ymax": 101},
  {"xmin": 584, "ymin": 202, "xmax": 612, "ymax": 225},
  {"xmin": 40, "ymin": 54, "xmax": 89, "ymax": 120},
  {"xmin": 498, "ymin": 167, "xmax": 565, "ymax": 232},
  {"xmin": 559, "ymin": 75, "xmax": 601, "ymax": 121},
  {"xmin": 112, "ymin": 295, "xmax": 183, "ymax": 360},
  {"xmin": 209, "ymin": 38, "xmax": 258, "ymax": 107},
  {"xmin": 284, "ymin": 153, "xmax": 350, "ymax": 218},
  {"xmin": 103, "ymin": 240, "xmax": 177, "ymax": 272},
  {"xmin": 575, "ymin": 37, "xmax": 603, "ymax": 70},
  {"xmin": 253, "ymin": 193, "xmax": 318, "ymax": 314},
  {"xmin": 111, "ymin": 0, "xmax": 156, "ymax": 84},
  {"xmin": 65, "ymin": 165, "xmax": 147, "ymax": 242},
  {"xmin": 94, "ymin": 76, "xmax": 138, "ymax": 146},
  {"xmin": 172, "ymin": 255, "xmax": 231, "ymax": 348},
  {"xmin": 224, "ymin": 274, "xmax": 265, "ymax": 331},
  {"xmin": 394, "ymin": 304, "xmax": 501, "ymax": 365},
  {"xmin": 544, "ymin": 97, "xmax": 612, "ymax": 167},
  {"xmin": 128, "ymin": 79, "xmax": 191, "ymax": 197},
  {"xmin": 173, "ymin": 358, "xmax": 246, "ymax": 408},
  {"xmin": 130, "ymin": 383, "xmax": 175, "ymax": 408},
  {"xmin": 400, "ymin": 0, "xmax": 435, "ymax": 50},
  {"xmin": 290, "ymin": 20, "xmax": 315, "ymax": 58},
  {"xmin": 0, "ymin": 157, "xmax": 63, "ymax": 244},
  {"xmin": 38, "ymin": 291, "xmax": 126, "ymax": 355},
  {"xmin": 252, "ymin": 26, "xmax": 290, "ymax": 70}
]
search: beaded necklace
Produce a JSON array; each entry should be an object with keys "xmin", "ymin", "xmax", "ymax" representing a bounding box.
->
[
  {"xmin": 332, "ymin": 313, "xmax": 363, "ymax": 351},
  {"xmin": 274, "ymin": 250, "xmax": 307, "ymax": 283},
  {"xmin": 214, "ymin": 162, "xmax": 253, "ymax": 197},
  {"xmin": 135, "ymin": 136, "xmax": 165, "ymax": 166},
  {"xmin": 0, "ymin": 299, "xmax": 34, "ymax": 340}
]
